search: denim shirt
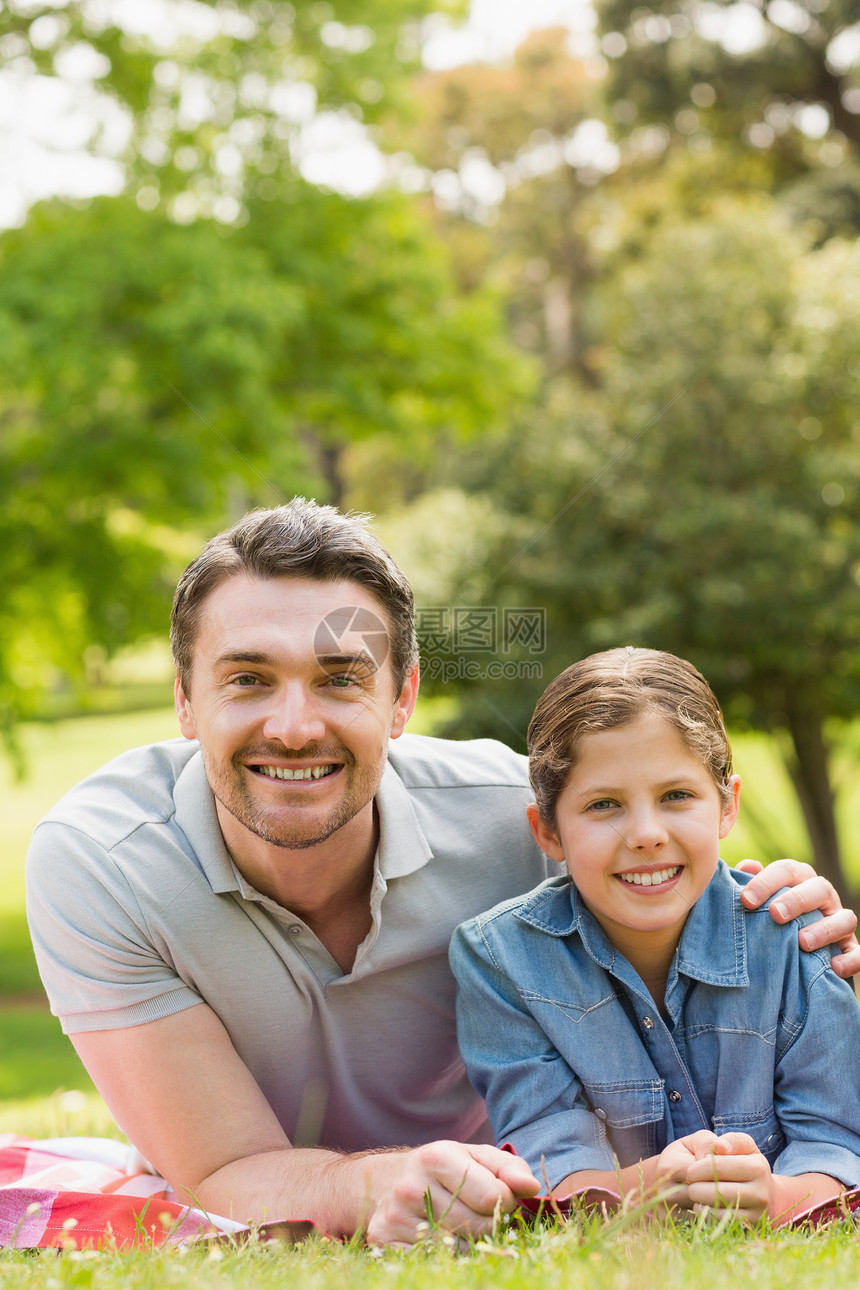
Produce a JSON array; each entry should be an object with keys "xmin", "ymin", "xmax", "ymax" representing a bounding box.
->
[{"xmin": 451, "ymin": 861, "xmax": 860, "ymax": 1190}]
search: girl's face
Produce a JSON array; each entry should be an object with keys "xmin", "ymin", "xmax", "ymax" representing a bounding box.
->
[{"xmin": 527, "ymin": 711, "xmax": 741, "ymax": 957}]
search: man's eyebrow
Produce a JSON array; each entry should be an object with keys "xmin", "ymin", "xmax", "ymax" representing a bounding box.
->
[
  {"xmin": 212, "ymin": 650, "xmax": 274, "ymax": 667},
  {"xmin": 317, "ymin": 652, "xmax": 379, "ymax": 672}
]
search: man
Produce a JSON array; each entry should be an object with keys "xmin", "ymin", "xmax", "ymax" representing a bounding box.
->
[{"xmin": 26, "ymin": 500, "xmax": 859, "ymax": 1245}]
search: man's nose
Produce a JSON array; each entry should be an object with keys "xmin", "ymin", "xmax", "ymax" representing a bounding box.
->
[{"xmin": 262, "ymin": 682, "xmax": 327, "ymax": 747}]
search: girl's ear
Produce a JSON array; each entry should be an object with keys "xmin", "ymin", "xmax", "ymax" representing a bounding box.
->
[
  {"xmin": 718, "ymin": 774, "xmax": 742, "ymax": 839},
  {"xmin": 526, "ymin": 802, "xmax": 566, "ymax": 865}
]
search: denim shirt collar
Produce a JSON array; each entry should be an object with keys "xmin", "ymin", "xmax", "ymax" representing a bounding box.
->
[{"xmin": 513, "ymin": 859, "xmax": 750, "ymax": 990}]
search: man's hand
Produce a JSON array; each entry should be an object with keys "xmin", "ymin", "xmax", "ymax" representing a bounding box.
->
[
  {"xmin": 359, "ymin": 1142, "xmax": 539, "ymax": 1247},
  {"xmin": 736, "ymin": 858, "xmax": 860, "ymax": 978},
  {"xmin": 683, "ymin": 1132, "xmax": 772, "ymax": 1222}
]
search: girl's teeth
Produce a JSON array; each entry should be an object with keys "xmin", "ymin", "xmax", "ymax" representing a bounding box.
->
[{"xmin": 618, "ymin": 866, "xmax": 680, "ymax": 887}]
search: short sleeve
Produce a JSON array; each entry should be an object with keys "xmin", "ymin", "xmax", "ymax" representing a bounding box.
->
[{"xmin": 26, "ymin": 821, "xmax": 202, "ymax": 1033}]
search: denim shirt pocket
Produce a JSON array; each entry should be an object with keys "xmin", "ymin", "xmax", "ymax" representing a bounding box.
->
[
  {"xmin": 582, "ymin": 1080, "xmax": 665, "ymax": 1166},
  {"xmin": 710, "ymin": 1110, "xmax": 786, "ymax": 1165}
]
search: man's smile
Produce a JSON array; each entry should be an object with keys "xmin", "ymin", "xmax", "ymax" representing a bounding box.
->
[{"xmin": 252, "ymin": 763, "xmax": 339, "ymax": 782}]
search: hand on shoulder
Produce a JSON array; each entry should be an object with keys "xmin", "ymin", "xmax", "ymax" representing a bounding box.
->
[{"xmin": 736, "ymin": 858, "xmax": 859, "ymax": 978}]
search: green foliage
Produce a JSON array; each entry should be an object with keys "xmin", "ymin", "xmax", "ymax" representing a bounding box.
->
[
  {"xmin": 2, "ymin": 0, "xmax": 468, "ymax": 207},
  {"xmin": 594, "ymin": 0, "xmax": 860, "ymax": 174},
  {"xmin": 419, "ymin": 198, "xmax": 860, "ymax": 893},
  {"xmin": 0, "ymin": 178, "xmax": 529, "ymax": 742}
]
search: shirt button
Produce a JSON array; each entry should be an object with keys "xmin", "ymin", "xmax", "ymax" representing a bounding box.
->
[
  {"xmin": 642, "ymin": 1016, "xmax": 655, "ymax": 1030},
  {"xmin": 289, "ymin": 925, "xmax": 301, "ymax": 936},
  {"xmin": 668, "ymin": 1090, "xmax": 682, "ymax": 1103}
]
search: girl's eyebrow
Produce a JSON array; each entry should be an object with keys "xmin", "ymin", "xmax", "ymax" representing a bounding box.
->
[{"xmin": 572, "ymin": 774, "xmax": 702, "ymax": 795}]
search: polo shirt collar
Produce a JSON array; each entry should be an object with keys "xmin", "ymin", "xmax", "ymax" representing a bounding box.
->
[
  {"xmin": 171, "ymin": 745, "xmax": 433, "ymax": 894},
  {"xmin": 514, "ymin": 860, "xmax": 749, "ymax": 986},
  {"xmin": 173, "ymin": 748, "xmax": 240, "ymax": 894},
  {"xmin": 375, "ymin": 758, "xmax": 433, "ymax": 880}
]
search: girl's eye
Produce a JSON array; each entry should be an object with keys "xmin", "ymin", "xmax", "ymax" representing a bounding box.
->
[
  {"xmin": 587, "ymin": 799, "xmax": 617, "ymax": 813},
  {"xmin": 664, "ymin": 790, "xmax": 692, "ymax": 802}
]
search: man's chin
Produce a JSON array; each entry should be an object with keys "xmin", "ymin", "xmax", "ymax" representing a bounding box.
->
[
  {"xmin": 248, "ymin": 819, "xmax": 347, "ymax": 851},
  {"xmin": 234, "ymin": 800, "xmax": 357, "ymax": 851}
]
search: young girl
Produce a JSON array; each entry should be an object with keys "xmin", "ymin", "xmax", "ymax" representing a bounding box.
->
[{"xmin": 450, "ymin": 648, "xmax": 860, "ymax": 1222}]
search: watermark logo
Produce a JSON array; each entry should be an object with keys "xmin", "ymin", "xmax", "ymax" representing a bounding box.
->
[
  {"xmin": 313, "ymin": 606, "xmax": 390, "ymax": 675},
  {"xmin": 416, "ymin": 605, "xmax": 546, "ymax": 682}
]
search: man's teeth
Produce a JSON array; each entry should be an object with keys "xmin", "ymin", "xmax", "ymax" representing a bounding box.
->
[
  {"xmin": 618, "ymin": 866, "xmax": 680, "ymax": 887},
  {"xmin": 257, "ymin": 764, "xmax": 336, "ymax": 780}
]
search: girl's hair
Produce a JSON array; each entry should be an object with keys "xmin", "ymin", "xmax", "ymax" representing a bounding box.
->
[{"xmin": 528, "ymin": 647, "xmax": 734, "ymax": 823}]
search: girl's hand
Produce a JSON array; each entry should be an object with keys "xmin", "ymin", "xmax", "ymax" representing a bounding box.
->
[
  {"xmin": 653, "ymin": 1130, "xmax": 720, "ymax": 1212},
  {"xmin": 683, "ymin": 1132, "xmax": 772, "ymax": 1221}
]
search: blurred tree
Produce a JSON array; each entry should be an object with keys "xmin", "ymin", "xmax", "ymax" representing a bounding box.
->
[
  {"xmin": 0, "ymin": 185, "xmax": 530, "ymax": 750},
  {"xmin": 426, "ymin": 202, "xmax": 860, "ymax": 897},
  {"xmin": 594, "ymin": 0, "xmax": 860, "ymax": 178},
  {"xmin": 2, "ymin": 0, "xmax": 466, "ymax": 212},
  {"xmin": 383, "ymin": 30, "xmax": 612, "ymax": 384}
]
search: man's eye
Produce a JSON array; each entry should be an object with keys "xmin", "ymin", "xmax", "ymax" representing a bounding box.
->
[
  {"xmin": 234, "ymin": 675, "xmax": 259, "ymax": 687},
  {"xmin": 328, "ymin": 674, "xmax": 357, "ymax": 689}
]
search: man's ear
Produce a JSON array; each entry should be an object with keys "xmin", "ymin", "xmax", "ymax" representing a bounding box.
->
[
  {"xmin": 526, "ymin": 802, "xmax": 566, "ymax": 865},
  {"xmin": 719, "ymin": 774, "xmax": 742, "ymax": 839},
  {"xmin": 390, "ymin": 664, "xmax": 419, "ymax": 740},
  {"xmin": 174, "ymin": 675, "xmax": 198, "ymax": 741}
]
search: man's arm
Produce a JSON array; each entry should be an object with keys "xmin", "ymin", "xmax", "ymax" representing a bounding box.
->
[
  {"xmin": 734, "ymin": 858, "xmax": 859, "ymax": 977},
  {"xmin": 71, "ymin": 1003, "xmax": 538, "ymax": 1244}
]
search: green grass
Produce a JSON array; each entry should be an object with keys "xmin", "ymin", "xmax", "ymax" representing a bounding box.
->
[{"xmin": 0, "ymin": 1185, "xmax": 858, "ymax": 1285}]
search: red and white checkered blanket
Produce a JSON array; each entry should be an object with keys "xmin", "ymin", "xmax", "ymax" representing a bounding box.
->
[{"xmin": 0, "ymin": 1134, "xmax": 317, "ymax": 1249}]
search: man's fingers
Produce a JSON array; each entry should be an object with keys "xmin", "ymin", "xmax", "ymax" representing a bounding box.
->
[
  {"xmin": 466, "ymin": 1144, "xmax": 541, "ymax": 1199},
  {"xmin": 738, "ymin": 866, "xmax": 859, "ymax": 972},
  {"xmin": 738, "ymin": 859, "xmax": 816, "ymax": 909},
  {"xmin": 415, "ymin": 1143, "xmax": 536, "ymax": 1222},
  {"xmin": 830, "ymin": 946, "xmax": 860, "ymax": 979}
]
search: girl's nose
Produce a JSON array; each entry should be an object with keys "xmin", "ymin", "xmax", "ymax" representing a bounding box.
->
[{"xmin": 625, "ymin": 806, "xmax": 669, "ymax": 853}]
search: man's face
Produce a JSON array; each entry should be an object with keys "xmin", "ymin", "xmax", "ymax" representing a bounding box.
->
[{"xmin": 174, "ymin": 574, "xmax": 417, "ymax": 852}]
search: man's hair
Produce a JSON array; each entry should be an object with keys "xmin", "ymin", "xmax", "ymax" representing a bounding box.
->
[
  {"xmin": 528, "ymin": 646, "xmax": 734, "ymax": 823},
  {"xmin": 171, "ymin": 498, "xmax": 418, "ymax": 692}
]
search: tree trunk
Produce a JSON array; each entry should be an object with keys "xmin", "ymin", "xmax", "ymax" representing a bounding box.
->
[{"xmin": 779, "ymin": 699, "xmax": 856, "ymax": 902}]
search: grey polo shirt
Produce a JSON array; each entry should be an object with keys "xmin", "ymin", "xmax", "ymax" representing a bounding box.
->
[{"xmin": 26, "ymin": 732, "xmax": 551, "ymax": 1153}]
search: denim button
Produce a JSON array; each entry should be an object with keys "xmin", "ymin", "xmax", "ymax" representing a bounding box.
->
[
  {"xmin": 594, "ymin": 1107, "xmax": 607, "ymax": 1121},
  {"xmin": 668, "ymin": 1090, "xmax": 682, "ymax": 1103},
  {"xmin": 642, "ymin": 1016, "xmax": 655, "ymax": 1030}
]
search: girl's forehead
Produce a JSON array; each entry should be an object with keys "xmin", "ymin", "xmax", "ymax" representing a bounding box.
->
[{"xmin": 573, "ymin": 712, "xmax": 706, "ymax": 772}]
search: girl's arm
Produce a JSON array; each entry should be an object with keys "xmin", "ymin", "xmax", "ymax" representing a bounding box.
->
[{"xmin": 555, "ymin": 1131, "xmax": 845, "ymax": 1223}]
